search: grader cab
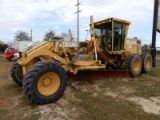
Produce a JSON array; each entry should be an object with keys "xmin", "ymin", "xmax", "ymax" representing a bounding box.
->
[{"xmin": 11, "ymin": 16, "xmax": 152, "ymax": 105}]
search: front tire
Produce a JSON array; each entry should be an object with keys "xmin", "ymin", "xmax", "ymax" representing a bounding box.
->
[
  {"xmin": 11, "ymin": 63, "xmax": 23, "ymax": 85},
  {"xmin": 23, "ymin": 60, "xmax": 67, "ymax": 105}
]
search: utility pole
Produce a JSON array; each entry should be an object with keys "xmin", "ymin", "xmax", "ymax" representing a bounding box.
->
[
  {"xmin": 31, "ymin": 29, "xmax": 32, "ymax": 41},
  {"xmin": 151, "ymin": 0, "xmax": 159, "ymax": 67},
  {"xmin": 75, "ymin": 0, "xmax": 81, "ymax": 42}
]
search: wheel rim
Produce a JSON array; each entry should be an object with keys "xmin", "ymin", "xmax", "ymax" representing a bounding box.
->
[
  {"xmin": 134, "ymin": 59, "xmax": 140, "ymax": 72},
  {"xmin": 37, "ymin": 72, "xmax": 60, "ymax": 96},
  {"xmin": 146, "ymin": 57, "xmax": 151, "ymax": 69}
]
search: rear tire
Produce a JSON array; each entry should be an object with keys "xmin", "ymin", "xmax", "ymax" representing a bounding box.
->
[
  {"xmin": 141, "ymin": 53, "xmax": 152, "ymax": 73},
  {"xmin": 23, "ymin": 60, "xmax": 67, "ymax": 105},
  {"xmin": 125, "ymin": 54, "xmax": 142, "ymax": 77},
  {"xmin": 11, "ymin": 63, "xmax": 23, "ymax": 85}
]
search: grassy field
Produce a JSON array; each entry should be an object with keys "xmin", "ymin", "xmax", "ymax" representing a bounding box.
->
[{"xmin": 0, "ymin": 54, "xmax": 160, "ymax": 120}]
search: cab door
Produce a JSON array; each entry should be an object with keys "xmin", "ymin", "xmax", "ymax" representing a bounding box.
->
[{"xmin": 113, "ymin": 22, "xmax": 126, "ymax": 51}]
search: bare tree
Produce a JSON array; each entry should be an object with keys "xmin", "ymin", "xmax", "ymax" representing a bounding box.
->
[
  {"xmin": 142, "ymin": 44, "xmax": 151, "ymax": 52},
  {"xmin": 14, "ymin": 31, "xmax": 31, "ymax": 41},
  {"xmin": 43, "ymin": 30, "xmax": 55, "ymax": 41}
]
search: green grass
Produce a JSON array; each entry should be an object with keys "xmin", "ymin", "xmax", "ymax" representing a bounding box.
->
[
  {"xmin": 0, "ymin": 54, "xmax": 160, "ymax": 120},
  {"xmin": 0, "ymin": 54, "xmax": 41, "ymax": 120},
  {"xmin": 72, "ymin": 88, "xmax": 160, "ymax": 120},
  {"xmin": 69, "ymin": 54, "xmax": 160, "ymax": 120}
]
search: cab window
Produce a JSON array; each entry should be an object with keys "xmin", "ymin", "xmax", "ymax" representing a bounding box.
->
[
  {"xmin": 94, "ymin": 22, "xmax": 112, "ymax": 51},
  {"xmin": 5, "ymin": 48, "xmax": 15, "ymax": 53},
  {"xmin": 113, "ymin": 22, "xmax": 126, "ymax": 51}
]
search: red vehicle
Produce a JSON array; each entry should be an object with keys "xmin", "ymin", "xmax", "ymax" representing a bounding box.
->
[{"xmin": 4, "ymin": 47, "xmax": 17, "ymax": 61}]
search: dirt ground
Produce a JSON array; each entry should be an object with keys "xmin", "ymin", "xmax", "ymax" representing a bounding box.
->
[{"xmin": 0, "ymin": 54, "xmax": 160, "ymax": 120}]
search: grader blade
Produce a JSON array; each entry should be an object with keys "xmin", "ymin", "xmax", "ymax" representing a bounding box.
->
[{"xmin": 68, "ymin": 70, "xmax": 131, "ymax": 81}]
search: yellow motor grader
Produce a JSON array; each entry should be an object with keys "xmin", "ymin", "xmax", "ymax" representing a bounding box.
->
[{"xmin": 11, "ymin": 16, "xmax": 152, "ymax": 105}]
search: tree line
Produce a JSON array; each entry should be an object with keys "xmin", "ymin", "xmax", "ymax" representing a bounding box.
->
[
  {"xmin": 0, "ymin": 29, "xmax": 71, "ymax": 52},
  {"xmin": 14, "ymin": 29, "xmax": 70, "ymax": 42},
  {"xmin": 0, "ymin": 41, "xmax": 8, "ymax": 52}
]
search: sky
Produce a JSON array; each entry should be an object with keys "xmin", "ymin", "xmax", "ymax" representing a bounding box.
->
[{"xmin": 0, "ymin": 0, "xmax": 159, "ymax": 47}]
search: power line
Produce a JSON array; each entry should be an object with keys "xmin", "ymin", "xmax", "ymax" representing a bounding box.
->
[
  {"xmin": 61, "ymin": 0, "xmax": 74, "ymax": 8},
  {"xmin": 61, "ymin": 6, "xmax": 75, "ymax": 14},
  {"xmin": 1, "ymin": 1, "xmax": 154, "ymax": 40},
  {"xmin": 81, "ymin": 0, "xmax": 103, "ymax": 10}
]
